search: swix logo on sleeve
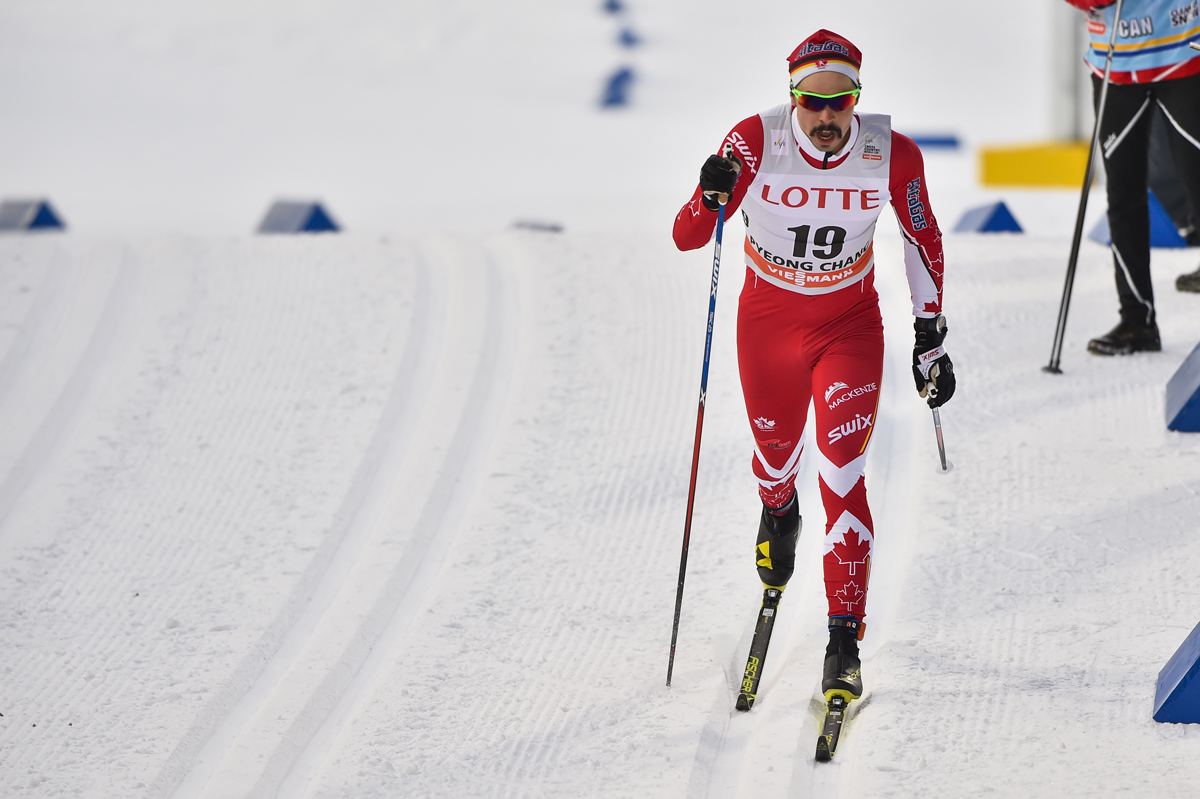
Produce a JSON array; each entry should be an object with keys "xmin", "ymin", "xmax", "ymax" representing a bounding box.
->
[
  {"xmin": 727, "ymin": 131, "xmax": 759, "ymax": 174},
  {"xmin": 906, "ymin": 178, "xmax": 927, "ymax": 231},
  {"xmin": 827, "ymin": 412, "xmax": 873, "ymax": 444}
]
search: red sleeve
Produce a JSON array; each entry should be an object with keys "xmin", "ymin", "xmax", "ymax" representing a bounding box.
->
[
  {"xmin": 672, "ymin": 115, "xmax": 765, "ymax": 251},
  {"xmin": 889, "ymin": 132, "xmax": 945, "ymax": 317},
  {"xmin": 1062, "ymin": 0, "xmax": 1113, "ymax": 8}
]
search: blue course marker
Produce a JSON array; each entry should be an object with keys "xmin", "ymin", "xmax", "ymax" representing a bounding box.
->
[
  {"xmin": 601, "ymin": 67, "xmax": 635, "ymax": 108},
  {"xmin": 953, "ymin": 201, "xmax": 1023, "ymax": 233}
]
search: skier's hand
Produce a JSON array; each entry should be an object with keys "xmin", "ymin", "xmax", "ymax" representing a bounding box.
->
[
  {"xmin": 912, "ymin": 315, "xmax": 955, "ymax": 408},
  {"xmin": 699, "ymin": 149, "xmax": 742, "ymax": 211}
]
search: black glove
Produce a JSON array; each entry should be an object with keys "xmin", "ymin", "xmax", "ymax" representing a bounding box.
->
[
  {"xmin": 912, "ymin": 315, "xmax": 955, "ymax": 408},
  {"xmin": 699, "ymin": 151, "xmax": 742, "ymax": 211}
]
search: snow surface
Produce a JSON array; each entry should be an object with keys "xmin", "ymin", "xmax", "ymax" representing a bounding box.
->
[{"xmin": 2, "ymin": 2, "xmax": 1200, "ymax": 798}]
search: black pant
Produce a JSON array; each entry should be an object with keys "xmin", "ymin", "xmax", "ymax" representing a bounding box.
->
[{"xmin": 1094, "ymin": 70, "xmax": 1200, "ymax": 324}]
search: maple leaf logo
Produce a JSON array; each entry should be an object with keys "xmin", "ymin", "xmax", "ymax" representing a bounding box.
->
[
  {"xmin": 753, "ymin": 417, "xmax": 776, "ymax": 431},
  {"xmin": 834, "ymin": 583, "xmax": 866, "ymax": 613},
  {"xmin": 830, "ymin": 529, "xmax": 872, "ymax": 576}
]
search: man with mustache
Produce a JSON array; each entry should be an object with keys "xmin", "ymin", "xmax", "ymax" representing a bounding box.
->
[{"xmin": 673, "ymin": 29, "xmax": 952, "ymax": 708}]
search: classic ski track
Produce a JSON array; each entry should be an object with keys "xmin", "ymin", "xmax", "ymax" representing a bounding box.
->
[
  {"xmin": 0, "ymin": 237, "xmax": 432, "ymax": 796},
  {"xmin": 282, "ymin": 232, "xmax": 703, "ymax": 798},
  {"xmin": 0, "ymin": 241, "xmax": 67, "ymax": 413},
  {"xmin": 486, "ymin": 236, "xmax": 701, "ymax": 795},
  {"xmin": 0, "ymin": 243, "xmax": 138, "ymax": 537},
  {"xmin": 693, "ymin": 236, "xmax": 924, "ymax": 799},
  {"xmin": 442, "ymin": 234, "xmax": 697, "ymax": 797},
  {"xmin": 163, "ymin": 245, "xmax": 439, "ymax": 797},
  {"xmin": 166, "ymin": 236, "xmax": 511, "ymax": 798},
  {"xmin": 273, "ymin": 237, "xmax": 516, "ymax": 797},
  {"xmin": 691, "ymin": 451, "xmax": 824, "ymax": 799}
]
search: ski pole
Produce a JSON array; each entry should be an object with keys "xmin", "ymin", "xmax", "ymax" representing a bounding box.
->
[
  {"xmin": 931, "ymin": 407, "xmax": 949, "ymax": 472},
  {"xmin": 667, "ymin": 144, "xmax": 736, "ymax": 687},
  {"xmin": 1044, "ymin": 0, "xmax": 1124, "ymax": 374}
]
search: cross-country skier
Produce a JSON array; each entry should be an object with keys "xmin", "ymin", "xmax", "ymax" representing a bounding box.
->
[
  {"xmin": 672, "ymin": 30, "xmax": 953, "ymax": 706},
  {"xmin": 1061, "ymin": 0, "xmax": 1200, "ymax": 354}
]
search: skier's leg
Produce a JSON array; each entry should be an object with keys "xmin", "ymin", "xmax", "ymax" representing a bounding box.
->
[
  {"xmin": 737, "ymin": 271, "xmax": 812, "ymax": 587},
  {"xmin": 809, "ymin": 306, "xmax": 881, "ymax": 703},
  {"xmin": 809, "ymin": 305, "xmax": 884, "ymax": 624},
  {"xmin": 1154, "ymin": 71, "xmax": 1200, "ymax": 291},
  {"xmin": 1094, "ymin": 77, "xmax": 1156, "ymax": 325},
  {"xmin": 736, "ymin": 271, "xmax": 813, "ymax": 510}
]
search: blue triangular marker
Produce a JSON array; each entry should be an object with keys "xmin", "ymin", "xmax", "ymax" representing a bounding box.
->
[
  {"xmin": 1154, "ymin": 618, "xmax": 1200, "ymax": 722},
  {"xmin": 1087, "ymin": 212, "xmax": 1110, "ymax": 245},
  {"xmin": 258, "ymin": 201, "xmax": 340, "ymax": 234},
  {"xmin": 0, "ymin": 199, "xmax": 65, "ymax": 231},
  {"xmin": 27, "ymin": 202, "xmax": 64, "ymax": 229},
  {"xmin": 302, "ymin": 204, "xmax": 339, "ymax": 232},
  {"xmin": 1087, "ymin": 190, "xmax": 1187, "ymax": 248},
  {"xmin": 1148, "ymin": 190, "xmax": 1188, "ymax": 248},
  {"xmin": 1166, "ymin": 339, "xmax": 1200, "ymax": 433},
  {"xmin": 953, "ymin": 201, "xmax": 1022, "ymax": 233}
]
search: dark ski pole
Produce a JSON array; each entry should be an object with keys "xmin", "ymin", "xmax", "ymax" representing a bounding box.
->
[
  {"xmin": 1044, "ymin": 0, "xmax": 1124, "ymax": 374},
  {"xmin": 667, "ymin": 144, "xmax": 737, "ymax": 687}
]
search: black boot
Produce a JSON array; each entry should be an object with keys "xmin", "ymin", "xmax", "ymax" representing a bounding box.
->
[
  {"xmin": 1087, "ymin": 316, "xmax": 1161, "ymax": 355},
  {"xmin": 1178, "ymin": 265, "xmax": 1200, "ymax": 293},
  {"xmin": 755, "ymin": 496, "xmax": 801, "ymax": 589},
  {"xmin": 822, "ymin": 617, "xmax": 863, "ymax": 702}
]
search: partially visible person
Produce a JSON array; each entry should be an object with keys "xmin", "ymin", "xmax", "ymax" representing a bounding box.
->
[{"xmin": 1062, "ymin": 0, "xmax": 1200, "ymax": 353}]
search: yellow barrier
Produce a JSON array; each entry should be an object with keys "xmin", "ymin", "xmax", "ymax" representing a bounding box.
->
[{"xmin": 979, "ymin": 142, "xmax": 1091, "ymax": 188}]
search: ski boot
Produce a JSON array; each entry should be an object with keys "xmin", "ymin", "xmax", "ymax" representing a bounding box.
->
[
  {"xmin": 822, "ymin": 617, "xmax": 864, "ymax": 703},
  {"xmin": 1086, "ymin": 316, "xmax": 1161, "ymax": 355},
  {"xmin": 755, "ymin": 496, "xmax": 800, "ymax": 589},
  {"xmin": 1178, "ymin": 264, "xmax": 1200, "ymax": 293}
]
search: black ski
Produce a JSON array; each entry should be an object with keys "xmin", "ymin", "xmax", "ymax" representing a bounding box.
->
[
  {"xmin": 814, "ymin": 695, "xmax": 849, "ymax": 761},
  {"xmin": 735, "ymin": 588, "xmax": 782, "ymax": 711}
]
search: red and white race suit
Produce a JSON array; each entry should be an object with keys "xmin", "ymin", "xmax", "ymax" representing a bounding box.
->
[{"xmin": 673, "ymin": 106, "xmax": 944, "ymax": 622}]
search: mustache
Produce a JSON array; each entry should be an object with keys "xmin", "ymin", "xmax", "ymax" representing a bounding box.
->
[{"xmin": 810, "ymin": 124, "xmax": 843, "ymax": 139}]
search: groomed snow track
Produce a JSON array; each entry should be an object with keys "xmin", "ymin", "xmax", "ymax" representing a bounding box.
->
[
  {"xmin": 8, "ymin": 229, "xmax": 1198, "ymax": 798},
  {"xmin": 3, "ymin": 230, "xmax": 820, "ymax": 798}
]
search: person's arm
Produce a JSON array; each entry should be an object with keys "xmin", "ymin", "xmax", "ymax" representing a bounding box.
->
[
  {"xmin": 891, "ymin": 132, "xmax": 954, "ymax": 407},
  {"xmin": 1061, "ymin": 0, "xmax": 1114, "ymax": 9},
  {"xmin": 672, "ymin": 115, "xmax": 765, "ymax": 251},
  {"xmin": 889, "ymin": 132, "xmax": 944, "ymax": 319}
]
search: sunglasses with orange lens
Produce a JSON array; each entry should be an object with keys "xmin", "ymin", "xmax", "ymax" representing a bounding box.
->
[{"xmin": 791, "ymin": 87, "xmax": 861, "ymax": 112}]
